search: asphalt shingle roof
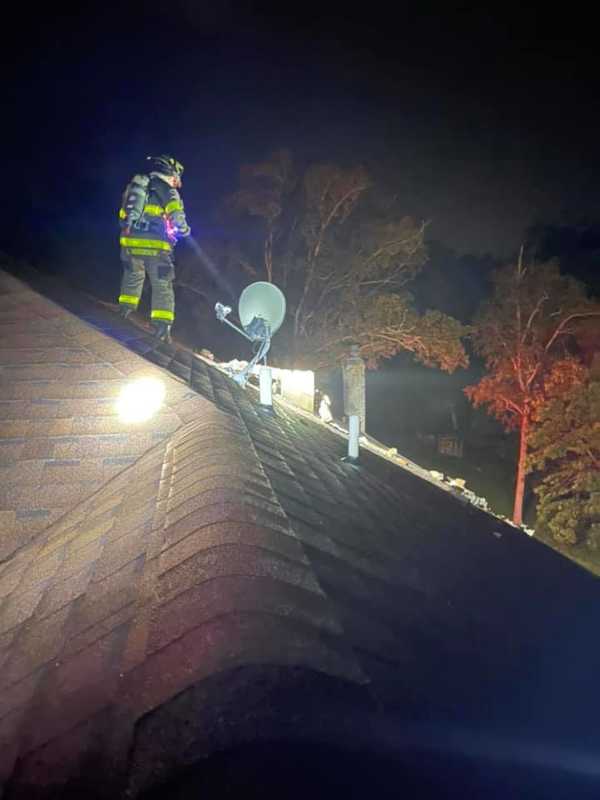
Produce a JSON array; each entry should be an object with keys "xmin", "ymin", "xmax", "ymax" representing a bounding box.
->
[{"xmin": 1, "ymin": 265, "xmax": 600, "ymax": 798}]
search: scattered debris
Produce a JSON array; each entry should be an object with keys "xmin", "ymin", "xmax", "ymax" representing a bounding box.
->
[
  {"xmin": 213, "ymin": 358, "xmax": 249, "ymax": 376},
  {"xmin": 318, "ymin": 394, "xmax": 333, "ymax": 423},
  {"xmin": 461, "ymin": 488, "xmax": 490, "ymax": 511},
  {"xmin": 492, "ymin": 515, "xmax": 535, "ymax": 536},
  {"xmin": 428, "ymin": 471, "xmax": 490, "ymax": 511}
]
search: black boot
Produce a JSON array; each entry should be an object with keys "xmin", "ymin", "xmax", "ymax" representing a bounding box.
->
[
  {"xmin": 152, "ymin": 321, "xmax": 172, "ymax": 344},
  {"xmin": 119, "ymin": 306, "xmax": 133, "ymax": 320}
]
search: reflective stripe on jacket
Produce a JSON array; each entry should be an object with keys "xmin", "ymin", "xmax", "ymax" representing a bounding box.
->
[{"xmin": 118, "ymin": 174, "xmax": 190, "ymax": 251}]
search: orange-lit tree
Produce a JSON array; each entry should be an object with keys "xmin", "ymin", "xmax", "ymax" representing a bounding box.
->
[
  {"xmin": 221, "ymin": 150, "xmax": 468, "ymax": 372},
  {"xmin": 528, "ymin": 363, "xmax": 600, "ymax": 558},
  {"xmin": 465, "ymin": 255, "xmax": 600, "ymax": 526}
]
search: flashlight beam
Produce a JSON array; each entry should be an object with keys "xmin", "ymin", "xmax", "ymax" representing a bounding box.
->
[{"xmin": 186, "ymin": 236, "xmax": 235, "ymax": 298}]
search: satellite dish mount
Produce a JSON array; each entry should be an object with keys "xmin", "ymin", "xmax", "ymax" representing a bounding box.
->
[{"xmin": 215, "ymin": 281, "xmax": 286, "ymax": 406}]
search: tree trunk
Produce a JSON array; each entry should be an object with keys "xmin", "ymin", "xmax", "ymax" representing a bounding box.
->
[{"xmin": 513, "ymin": 414, "xmax": 528, "ymax": 526}]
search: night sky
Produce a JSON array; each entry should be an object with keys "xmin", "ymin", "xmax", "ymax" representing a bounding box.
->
[{"xmin": 4, "ymin": 2, "xmax": 600, "ymax": 265}]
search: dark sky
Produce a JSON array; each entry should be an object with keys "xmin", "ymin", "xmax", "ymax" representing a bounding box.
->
[{"xmin": 5, "ymin": 2, "xmax": 600, "ymax": 259}]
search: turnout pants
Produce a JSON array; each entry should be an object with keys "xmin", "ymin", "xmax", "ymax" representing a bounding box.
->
[{"xmin": 118, "ymin": 251, "xmax": 175, "ymax": 323}]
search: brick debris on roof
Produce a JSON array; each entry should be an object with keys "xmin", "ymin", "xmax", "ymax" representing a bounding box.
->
[{"xmin": 1, "ymin": 266, "xmax": 600, "ymax": 798}]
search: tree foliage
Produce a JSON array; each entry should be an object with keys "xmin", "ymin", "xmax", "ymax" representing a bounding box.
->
[
  {"xmin": 528, "ymin": 370, "xmax": 600, "ymax": 552},
  {"xmin": 224, "ymin": 149, "xmax": 296, "ymax": 283},
  {"xmin": 307, "ymin": 293, "xmax": 468, "ymax": 371},
  {"xmin": 464, "ymin": 256, "xmax": 600, "ymax": 525},
  {"xmin": 213, "ymin": 149, "xmax": 469, "ymax": 371}
]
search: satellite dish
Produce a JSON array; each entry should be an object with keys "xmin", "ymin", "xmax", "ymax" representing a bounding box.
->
[
  {"xmin": 215, "ymin": 282, "xmax": 287, "ymax": 395},
  {"xmin": 238, "ymin": 282, "xmax": 286, "ymax": 338}
]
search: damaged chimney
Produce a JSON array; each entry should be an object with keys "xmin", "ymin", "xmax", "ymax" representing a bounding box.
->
[{"xmin": 342, "ymin": 345, "xmax": 366, "ymax": 461}]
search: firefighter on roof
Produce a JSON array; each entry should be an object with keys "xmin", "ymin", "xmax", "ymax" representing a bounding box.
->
[{"xmin": 118, "ymin": 154, "xmax": 191, "ymax": 343}]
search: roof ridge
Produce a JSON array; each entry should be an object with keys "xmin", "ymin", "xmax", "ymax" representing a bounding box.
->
[{"xmin": 226, "ymin": 400, "xmax": 369, "ymax": 685}]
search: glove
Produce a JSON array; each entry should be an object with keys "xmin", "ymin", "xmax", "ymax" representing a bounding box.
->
[{"xmin": 166, "ymin": 217, "xmax": 190, "ymax": 241}]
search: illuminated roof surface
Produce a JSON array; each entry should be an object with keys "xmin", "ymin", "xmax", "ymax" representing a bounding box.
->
[{"xmin": 1, "ymin": 266, "xmax": 599, "ymax": 798}]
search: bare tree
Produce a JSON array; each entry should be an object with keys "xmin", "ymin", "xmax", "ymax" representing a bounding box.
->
[{"xmin": 219, "ymin": 150, "xmax": 468, "ymax": 372}]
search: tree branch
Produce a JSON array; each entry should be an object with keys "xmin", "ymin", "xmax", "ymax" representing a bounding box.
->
[
  {"xmin": 522, "ymin": 292, "xmax": 548, "ymax": 344},
  {"xmin": 545, "ymin": 311, "xmax": 600, "ymax": 352}
]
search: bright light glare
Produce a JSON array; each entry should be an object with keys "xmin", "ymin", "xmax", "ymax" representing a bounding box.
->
[
  {"xmin": 116, "ymin": 377, "xmax": 166, "ymax": 423},
  {"xmin": 280, "ymin": 369, "xmax": 314, "ymax": 396}
]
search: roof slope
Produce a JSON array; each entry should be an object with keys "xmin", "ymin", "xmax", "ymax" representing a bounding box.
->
[
  {"xmin": 1, "ymin": 266, "xmax": 600, "ymax": 798},
  {"xmin": 0, "ymin": 270, "xmax": 208, "ymax": 560}
]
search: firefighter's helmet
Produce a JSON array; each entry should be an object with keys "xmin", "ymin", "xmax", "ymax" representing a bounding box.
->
[{"xmin": 147, "ymin": 154, "xmax": 184, "ymax": 178}]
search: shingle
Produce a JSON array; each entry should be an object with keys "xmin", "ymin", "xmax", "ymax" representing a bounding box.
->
[
  {"xmin": 159, "ymin": 521, "xmax": 307, "ymax": 575},
  {"xmin": 90, "ymin": 545, "xmax": 144, "ymax": 594},
  {"xmin": 51, "ymin": 432, "xmax": 155, "ymax": 459},
  {"xmin": 62, "ymin": 601, "xmax": 136, "ymax": 660},
  {"xmin": 23, "ymin": 436, "xmax": 61, "ymax": 460},
  {"xmin": 0, "ymin": 348, "xmax": 97, "ymax": 365},
  {"xmin": 0, "ymin": 460, "xmax": 45, "ymax": 485},
  {"xmin": 0, "ymin": 582, "xmax": 47, "ymax": 636},
  {"xmin": 1, "ymin": 604, "xmax": 72, "ymax": 687},
  {"xmin": 101, "ymin": 501, "xmax": 156, "ymax": 539},
  {"xmin": 70, "ymin": 412, "xmax": 180, "ymax": 436},
  {"xmin": 0, "ymin": 401, "xmax": 34, "ymax": 420},
  {"xmin": 0, "ymin": 553, "xmax": 29, "ymax": 601},
  {"xmin": 23, "ymin": 630, "xmax": 127, "ymax": 754},
  {"xmin": 40, "ymin": 512, "xmax": 110, "ymax": 559},
  {"xmin": 20, "ymin": 548, "xmax": 64, "ymax": 589},
  {"xmin": 3, "ymin": 364, "xmax": 123, "ymax": 382},
  {"xmin": 91, "ymin": 531, "xmax": 148, "ymax": 583},
  {"xmin": 122, "ymin": 611, "xmax": 365, "ymax": 721},
  {"xmin": 59, "ymin": 538, "xmax": 105, "ymax": 581},
  {"xmin": 252, "ymin": 448, "xmax": 295, "ymax": 476},
  {"xmin": 1, "ymin": 333, "xmax": 71, "ymax": 348},
  {"xmin": 0, "ymin": 441, "xmax": 24, "ymax": 465},
  {"xmin": 39, "ymin": 565, "xmax": 95, "ymax": 619},
  {"xmin": 170, "ymin": 453, "xmax": 262, "ymax": 485},
  {"xmin": 148, "ymin": 574, "xmax": 342, "ymax": 656},
  {"xmin": 171, "ymin": 429, "xmax": 249, "ymax": 459},
  {"xmin": 165, "ymin": 495, "xmax": 292, "ymax": 534},
  {"xmin": 40, "ymin": 458, "xmax": 104, "ymax": 485},
  {"xmin": 15, "ymin": 508, "xmax": 53, "ymax": 521},
  {"xmin": 164, "ymin": 485, "xmax": 247, "ymax": 524},
  {"xmin": 162, "ymin": 462, "xmax": 237, "ymax": 499},
  {"xmin": 7, "ymin": 511, "xmax": 65, "ymax": 545},
  {"xmin": 19, "ymin": 401, "xmax": 73, "ymax": 422},
  {"xmin": 171, "ymin": 395, "xmax": 217, "ymax": 422},
  {"xmin": 0, "ymin": 319, "xmax": 49, "ymax": 334},
  {"xmin": 102, "ymin": 460, "xmax": 138, "ymax": 482},
  {"xmin": 0, "ymin": 666, "xmax": 45, "ymax": 723},
  {"xmin": 0, "ymin": 526, "xmax": 25, "ymax": 564},
  {"xmin": 77, "ymin": 490, "xmax": 123, "ymax": 521},
  {"xmin": 157, "ymin": 543, "xmax": 322, "ymax": 606}
]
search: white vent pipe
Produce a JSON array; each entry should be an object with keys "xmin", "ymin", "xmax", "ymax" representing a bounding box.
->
[
  {"xmin": 259, "ymin": 366, "xmax": 273, "ymax": 407},
  {"xmin": 348, "ymin": 414, "xmax": 360, "ymax": 460}
]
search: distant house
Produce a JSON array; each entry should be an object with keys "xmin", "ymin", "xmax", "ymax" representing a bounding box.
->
[
  {"xmin": 437, "ymin": 434, "xmax": 464, "ymax": 458},
  {"xmin": 1, "ymin": 265, "xmax": 599, "ymax": 799}
]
